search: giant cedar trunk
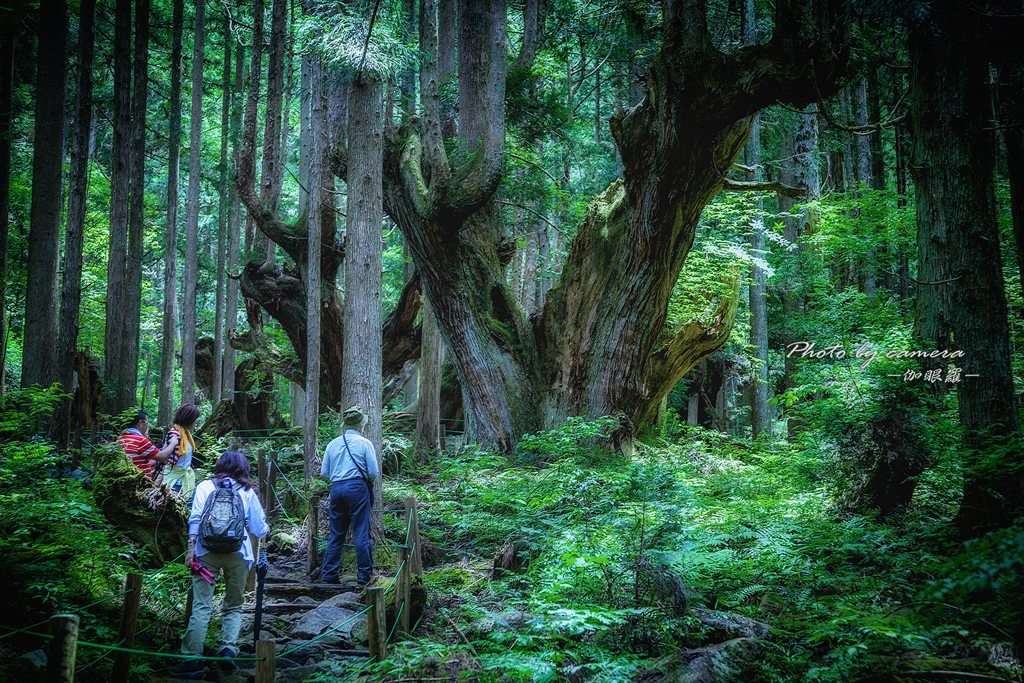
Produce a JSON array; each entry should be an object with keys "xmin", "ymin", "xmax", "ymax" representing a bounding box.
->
[
  {"xmin": 909, "ymin": 4, "xmax": 1024, "ymax": 537},
  {"xmin": 24, "ymin": 0, "xmax": 68, "ymax": 391},
  {"xmin": 24, "ymin": 0, "xmax": 67, "ymax": 391},
  {"xmin": 383, "ymin": 0, "xmax": 849, "ymax": 451}
]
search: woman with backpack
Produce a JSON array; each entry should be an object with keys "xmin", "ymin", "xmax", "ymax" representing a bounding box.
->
[
  {"xmin": 171, "ymin": 450, "xmax": 268, "ymax": 679},
  {"xmin": 163, "ymin": 404, "xmax": 201, "ymax": 496}
]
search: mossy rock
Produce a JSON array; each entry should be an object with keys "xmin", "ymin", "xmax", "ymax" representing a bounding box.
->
[{"xmin": 92, "ymin": 444, "xmax": 189, "ymax": 566}]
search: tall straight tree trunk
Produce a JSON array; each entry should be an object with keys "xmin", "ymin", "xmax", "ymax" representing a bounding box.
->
[
  {"xmin": 258, "ymin": 0, "xmax": 287, "ymax": 267},
  {"xmin": 0, "ymin": 26, "xmax": 12, "ymax": 405},
  {"xmin": 415, "ymin": 301, "xmax": 441, "ymax": 461},
  {"xmin": 909, "ymin": 4, "xmax": 1023, "ymax": 537},
  {"xmin": 298, "ymin": 51, "xmax": 310, "ymax": 212},
  {"xmin": 780, "ymin": 107, "xmax": 819, "ymax": 440},
  {"xmin": 124, "ymin": 0, "xmax": 150, "ymax": 410},
  {"xmin": 303, "ymin": 53, "xmax": 324, "ymax": 484},
  {"xmin": 239, "ymin": 0, "xmax": 264, "ymax": 257},
  {"xmin": 910, "ymin": 10, "xmax": 953, "ymax": 386},
  {"xmin": 23, "ymin": 0, "xmax": 68, "ymax": 390},
  {"xmin": 854, "ymin": 75, "xmax": 876, "ymax": 299},
  {"xmin": 401, "ymin": 239, "xmax": 418, "ymax": 407},
  {"xmin": 995, "ymin": 37, "xmax": 1024, "ymax": 299},
  {"xmin": 224, "ymin": 43, "xmax": 244, "ymax": 401},
  {"xmin": 400, "ymin": 0, "xmax": 416, "ymax": 117},
  {"xmin": 743, "ymin": 0, "xmax": 768, "ymax": 440},
  {"xmin": 214, "ymin": 24, "xmax": 232, "ymax": 407},
  {"xmin": 182, "ymin": 0, "xmax": 206, "ymax": 405},
  {"xmin": 160, "ymin": 0, "xmax": 184, "ymax": 426},
  {"xmin": 104, "ymin": 0, "xmax": 131, "ymax": 407},
  {"xmin": 343, "ymin": 74, "xmax": 384, "ymax": 528},
  {"xmin": 53, "ymin": 0, "xmax": 96, "ymax": 448}
]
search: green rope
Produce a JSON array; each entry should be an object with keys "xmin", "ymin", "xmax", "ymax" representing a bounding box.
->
[
  {"xmin": 77, "ymin": 589, "xmax": 191, "ymax": 672},
  {"xmin": 275, "ymin": 466, "xmax": 309, "ymax": 504},
  {"xmin": 73, "ymin": 639, "xmax": 262, "ymax": 662},
  {"xmin": 3, "ymin": 629, "xmax": 260, "ymax": 662},
  {"xmin": 344, "ymin": 655, "xmax": 375, "ymax": 681},
  {"xmin": 386, "ymin": 600, "xmax": 405, "ymax": 643},
  {"xmin": 0, "ymin": 588, "xmax": 136, "ymax": 641},
  {"xmin": 278, "ymin": 604, "xmax": 373, "ymax": 657}
]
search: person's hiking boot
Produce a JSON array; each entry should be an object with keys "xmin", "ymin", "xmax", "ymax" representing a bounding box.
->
[
  {"xmin": 169, "ymin": 658, "xmax": 205, "ymax": 679},
  {"xmin": 323, "ymin": 577, "xmax": 340, "ymax": 585},
  {"xmin": 218, "ymin": 645, "xmax": 239, "ymax": 671}
]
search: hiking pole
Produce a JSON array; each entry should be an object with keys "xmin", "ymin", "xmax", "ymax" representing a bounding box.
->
[{"xmin": 253, "ymin": 548, "xmax": 269, "ymax": 644}]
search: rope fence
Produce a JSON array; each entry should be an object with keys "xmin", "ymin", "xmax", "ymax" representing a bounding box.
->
[{"xmin": 5, "ymin": 486, "xmax": 426, "ymax": 680}]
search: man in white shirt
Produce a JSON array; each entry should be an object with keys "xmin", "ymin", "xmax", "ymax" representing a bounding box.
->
[{"xmin": 319, "ymin": 406, "xmax": 379, "ymax": 585}]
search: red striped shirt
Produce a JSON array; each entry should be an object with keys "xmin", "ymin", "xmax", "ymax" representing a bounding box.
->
[{"xmin": 119, "ymin": 430, "xmax": 160, "ymax": 477}]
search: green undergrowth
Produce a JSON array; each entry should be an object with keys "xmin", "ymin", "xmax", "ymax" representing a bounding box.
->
[{"xmin": 365, "ymin": 419, "xmax": 1020, "ymax": 683}]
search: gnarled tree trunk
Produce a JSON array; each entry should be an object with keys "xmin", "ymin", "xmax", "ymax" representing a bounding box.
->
[{"xmin": 384, "ymin": 0, "xmax": 849, "ymax": 451}]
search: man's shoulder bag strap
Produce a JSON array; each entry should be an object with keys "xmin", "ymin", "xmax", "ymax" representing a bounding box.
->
[{"xmin": 342, "ymin": 435, "xmax": 372, "ymax": 490}]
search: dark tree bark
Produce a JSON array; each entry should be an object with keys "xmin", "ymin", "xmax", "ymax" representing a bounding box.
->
[
  {"xmin": 104, "ymin": 0, "xmax": 131, "ymax": 407},
  {"xmin": 994, "ymin": 29, "xmax": 1024, "ymax": 301},
  {"xmin": 908, "ymin": 4, "xmax": 1023, "ymax": 537},
  {"xmin": 910, "ymin": 15, "xmax": 953, "ymax": 383},
  {"xmin": 159, "ymin": 0, "xmax": 184, "ymax": 426},
  {"xmin": 123, "ymin": 0, "xmax": 149, "ymax": 411},
  {"xmin": 182, "ymin": 0, "xmax": 206, "ymax": 405},
  {"xmin": 0, "ymin": 25, "xmax": 12, "ymax": 405},
  {"xmin": 23, "ymin": 0, "xmax": 68, "ymax": 390},
  {"xmin": 53, "ymin": 0, "xmax": 96, "ymax": 449}
]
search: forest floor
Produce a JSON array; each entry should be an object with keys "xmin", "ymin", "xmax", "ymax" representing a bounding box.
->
[{"xmin": 1, "ymin": 419, "xmax": 1022, "ymax": 682}]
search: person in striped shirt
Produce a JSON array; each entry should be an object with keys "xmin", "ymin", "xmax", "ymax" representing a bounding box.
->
[{"xmin": 118, "ymin": 411, "xmax": 180, "ymax": 479}]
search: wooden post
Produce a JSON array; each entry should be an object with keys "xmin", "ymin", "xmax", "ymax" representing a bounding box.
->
[
  {"xmin": 257, "ymin": 448, "xmax": 267, "ymax": 508},
  {"xmin": 267, "ymin": 450, "xmax": 279, "ymax": 517},
  {"xmin": 306, "ymin": 493, "xmax": 320, "ymax": 575},
  {"xmin": 245, "ymin": 532, "xmax": 259, "ymax": 592},
  {"xmin": 397, "ymin": 545, "xmax": 411, "ymax": 634},
  {"xmin": 366, "ymin": 586, "xmax": 386, "ymax": 662},
  {"xmin": 45, "ymin": 614, "xmax": 79, "ymax": 683},
  {"xmin": 254, "ymin": 638, "xmax": 276, "ymax": 683},
  {"xmin": 111, "ymin": 573, "xmax": 143, "ymax": 683},
  {"xmin": 439, "ymin": 423, "xmax": 447, "ymax": 452},
  {"xmin": 405, "ymin": 496, "xmax": 423, "ymax": 574}
]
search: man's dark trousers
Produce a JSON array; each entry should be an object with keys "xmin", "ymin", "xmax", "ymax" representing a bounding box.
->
[{"xmin": 322, "ymin": 479, "xmax": 372, "ymax": 583}]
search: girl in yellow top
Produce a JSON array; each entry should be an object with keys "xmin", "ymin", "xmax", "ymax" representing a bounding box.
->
[{"xmin": 164, "ymin": 404, "xmax": 200, "ymax": 497}]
